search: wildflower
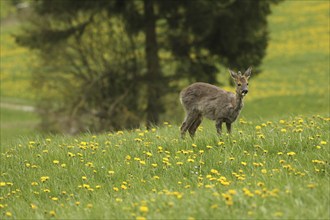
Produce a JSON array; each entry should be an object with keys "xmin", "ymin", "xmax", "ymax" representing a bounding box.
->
[
  {"xmin": 241, "ymin": 162, "xmax": 247, "ymax": 166},
  {"xmin": 228, "ymin": 189, "xmax": 237, "ymax": 195},
  {"xmin": 139, "ymin": 205, "xmax": 149, "ymax": 213},
  {"xmin": 82, "ymin": 176, "xmax": 87, "ymax": 180},
  {"xmin": 75, "ymin": 201, "xmax": 80, "ymax": 206},
  {"xmin": 151, "ymin": 163, "xmax": 158, "ymax": 168},
  {"xmin": 61, "ymin": 163, "xmax": 66, "ymax": 168},
  {"xmin": 87, "ymin": 204, "xmax": 93, "ymax": 208},
  {"xmin": 206, "ymin": 145, "xmax": 213, "ymax": 149},
  {"xmin": 116, "ymin": 131, "xmax": 124, "ymax": 135},
  {"xmin": 0, "ymin": 182, "xmax": 6, "ymax": 187},
  {"xmin": 187, "ymin": 158, "xmax": 194, "ymax": 163},
  {"xmin": 136, "ymin": 217, "xmax": 146, "ymax": 220},
  {"xmin": 49, "ymin": 210, "xmax": 56, "ymax": 217},
  {"xmin": 320, "ymin": 141, "xmax": 327, "ymax": 145},
  {"xmin": 53, "ymin": 160, "xmax": 59, "ymax": 164},
  {"xmin": 192, "ymin": 143, "xmax": 197, "ymax": 148},
  {"xmin": 51, "ymin": 197, "xmax": 59, "ymax": 201},
  {"xmin": 287, "ymin": 152, "xmax": 296, "ymax": 156},
  {"xmin": 261, "ymin": 169, "xmax": 267, "ymax": 174},
  {"xmin": 281, "ymin": 129, "xmax": 287, "ymax": 133},
  {"xmin": 31, "ymin": 203, "xmax": 37, "ymax": 210},
  {"xmin": 5, "ymin": 211, "xmax": 12, "ymax": 217},
  {"xmin": 176, "ymin": 162, "xmax": 183, "ymax": 166},
  {"xmin": 40, "ymin": 176, "xmax": 49, "ymax": 183},
  {"xmin": 307, "ymin": 183, "xmax": 317, "ymax": 189},
  {"xmin": 255, "ymin": 125, "xmax": 261, "ymax": 130}
]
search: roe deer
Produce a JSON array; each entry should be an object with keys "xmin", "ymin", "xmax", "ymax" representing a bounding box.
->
[{"xmin": 180, "ymin": 67, "xmax": 252, "ymax": 138}]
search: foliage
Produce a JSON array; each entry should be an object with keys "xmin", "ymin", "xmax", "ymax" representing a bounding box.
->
[
  {"xmin": 0, "ymin": 115, "xmax": 329, "ymax": 219},
  {"xmin": 15, "ymin": 0, "xmax": 280, "ymax": 133}
]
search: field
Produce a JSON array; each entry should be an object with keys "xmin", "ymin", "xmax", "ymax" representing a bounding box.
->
[
  {"xmin": 0, "ymin": 0, "xmax": 329, "ymax": 219},
  {"xmin": 1, "ymin": 116, "xmax": 329, "ymax": 219}
]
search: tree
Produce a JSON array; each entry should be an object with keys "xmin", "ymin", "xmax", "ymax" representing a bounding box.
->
[{"xmin": 16, "ymin": 0, "xmax": 281, "ymax": 133}]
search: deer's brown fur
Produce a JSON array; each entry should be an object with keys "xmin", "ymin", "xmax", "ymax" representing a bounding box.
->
[{"xmin": 180, "ymin": 67, "xmax": 252, "ymax": 138}]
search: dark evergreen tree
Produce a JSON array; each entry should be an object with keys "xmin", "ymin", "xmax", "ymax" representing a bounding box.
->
[{"xmin": 16, "ymin": 0, "xmax": 281, "ymax": 133}]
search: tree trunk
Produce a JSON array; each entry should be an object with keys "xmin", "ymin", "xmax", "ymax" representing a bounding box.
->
[{"xmin": 144, "ymin": 0, "xmax": 161, "ymax": 128}]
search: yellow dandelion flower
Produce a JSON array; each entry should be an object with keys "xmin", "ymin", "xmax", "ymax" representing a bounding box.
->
[
  {"xmin": 139, "ymin": 205, "xmax": 149, "ymax": 213},
  {"xmin": 40, "ymin": 176, "xmax": 49, "ymax": 183},
  {"xmin": 287, "ymin": 152, "xmax": 296, "ymax": 156},
  {"xmin": 30, "ymin": 203, "xmax": 38, "ymax": 210},
  {"xmin": 53, "ymin": 160, "xmax": 59, "ymax": 164},
  {"xmin": 49, "ymin": 210, "xmax": 56, "ymax": 217},
  {"xmin": 136, "ymin": 216, "xmax": 146, "ymax": 220},
  {"xmin": 5, "ymin": 211, "xmax": 12, "ymax": 217},
  {"xmin": 87, "ymin": 203, "xmax": 93, "ymax": 208}
]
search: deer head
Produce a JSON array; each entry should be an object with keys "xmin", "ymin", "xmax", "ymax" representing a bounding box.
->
[{"xmin": 229, "ymin": 67, "xmax": 252, "ymax": 97}]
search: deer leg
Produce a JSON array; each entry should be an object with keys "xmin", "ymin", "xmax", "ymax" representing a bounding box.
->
[
  {"xmin": 216, "ymin": 120, "xmax": 223, "ymax": 135},
  {"xmin": 226, "ymin": 122, "xmax": 232, "ymax": 134},
  {"xmin": 188, "ymin": 115, "xmax": 202, "ymax": 138},
  {"xmin": 180, "ymin": 111, "xmax": 199, "ymax": 138}
]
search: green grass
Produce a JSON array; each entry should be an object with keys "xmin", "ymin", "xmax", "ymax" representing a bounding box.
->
[
  {"xmin": 0, "ymin": 115, "xmax": 329, "ymax": 219},
  {"xmin": 0, "ymin": 1, "xmax": 329, "ymax": 218},
  {"xmin": 0, "ymin": 107, "xmax": 39, "ymax": 147}
]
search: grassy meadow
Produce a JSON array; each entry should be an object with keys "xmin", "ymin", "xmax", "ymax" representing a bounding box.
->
[{"xmin": 0, "ymin": 0, "xmax": 329, "ymax": 219}]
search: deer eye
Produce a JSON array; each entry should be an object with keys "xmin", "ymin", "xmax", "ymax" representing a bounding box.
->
[{"xmin": 247, "ymin": 83, "xmax": 249, "ymax": 85}]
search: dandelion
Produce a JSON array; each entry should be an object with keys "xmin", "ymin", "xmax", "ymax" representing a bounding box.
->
[
  {"xmin": 307, "ymin": 183, "xmax": 317, "ymax": 189},
  {"xmin": 287, "ymin": 152, "xmax": 296, "ymax": 156},
  {"xmin": 5, "ymin": 211, "xmax": 12, "ymax": 217},
  {"xmin": 281, "ymin": 129, "xmax": 287, "ymax": 133},
  {"xmin": 53, "ymin": 160, "xmax": 59, "ymax": 164},
  {"xmin": 82, "ymin": 176, "xmax": 87, "ymax": 180},
  {"xmin": 206, "ymin": 145, "xmax": 213, "ymax": 149},
  {"xmin": 40, "ymin": 176, "xmax": 49, "ymax": 183},
  {"xmin": 136, "ymin": 217, "xmax": 146, "ymax": 220},
  {"xmin": 241, "ymin": 162, "xmax": 247, "ymax": 166},
  {"xmin": 320, "ymin": 141, "xmax": 327, "ymax": 145},
  {"xmin": 86, "ymin": 203, "xmax": 93, "ymax": 208},
  {"xmin": 176, "ymin": 162, "xmax": 183, "ymax": 166},
  {"xmin": 49, "ymin": 210, "xmax": 56, "ymax": 217},
  {"xmin": 51, "ymin": 197, "xmax": 59, "ymax": 201},
  {"xmin": 139, "ymin": 205, "xmax": 149, "ymax": 213}
]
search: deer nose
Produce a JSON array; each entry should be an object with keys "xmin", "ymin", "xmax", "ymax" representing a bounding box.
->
[{"xmin": 242, "ymin": 89, "xmax": 248, "ymax": 95}]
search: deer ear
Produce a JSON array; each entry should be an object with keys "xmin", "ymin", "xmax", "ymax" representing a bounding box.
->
[
  {"xmin": 229, "ymin": 69, "xmax": 238, "ymax": 79},
  {"xmin": 244, "ymin": 66, "xmax": 252, "ymax": 78}
]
